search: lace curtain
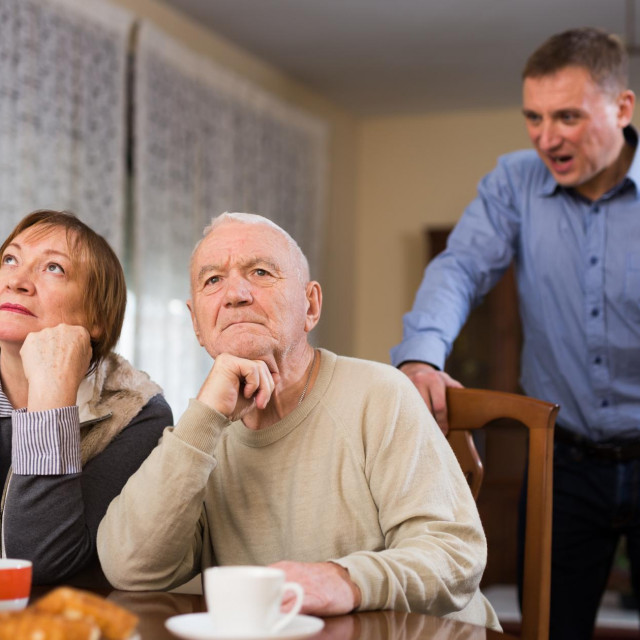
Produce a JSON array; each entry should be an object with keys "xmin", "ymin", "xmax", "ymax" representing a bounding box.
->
[
  {"xmin": 132, "ymin": 23, "xmax": 328, "ymax": 414},
  {"xmin": 0, "ymin": 0, "xmax": 132, "ymax": 254},
  {"xmin": 0, "ymin": 3, "xmax": 328, "ymax": 416}
]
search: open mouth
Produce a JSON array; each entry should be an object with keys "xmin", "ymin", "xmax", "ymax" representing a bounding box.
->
[{"xmin": 549, "ymin": 154, "xmax": 573, "ymax": 172}]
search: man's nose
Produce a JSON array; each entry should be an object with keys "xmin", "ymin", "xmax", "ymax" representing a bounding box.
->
[
  {"xmin": 223, "ymin": 274, "xmax": 253, "ymax": 306},
  {"xmin": 537, "ymin": 121, "xmax": 561, "ymax": 150}
]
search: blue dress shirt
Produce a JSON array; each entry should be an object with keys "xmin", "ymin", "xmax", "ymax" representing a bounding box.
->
[{"xmin": 391, "ymin": 128, "xmax": 640, "ymax": 442}]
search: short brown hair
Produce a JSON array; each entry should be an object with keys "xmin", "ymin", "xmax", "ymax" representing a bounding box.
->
[
  {"xmin": 0, "ymin": 210, "xmax": 127, "ymax": 371},
  {"xmin": 523, "ymin": 27, "xmax": 628, "ymax": 95}
]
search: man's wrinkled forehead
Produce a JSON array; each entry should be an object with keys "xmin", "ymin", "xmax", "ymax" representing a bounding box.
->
[{"xmin": 190, "ymin": 221, "xmax": 296, "ymax": 280}]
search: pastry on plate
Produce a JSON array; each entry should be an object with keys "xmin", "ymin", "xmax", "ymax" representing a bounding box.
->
[
  {"xmin": 34, "ymin": 587, "xmax": 139, "ymax": 640},
  {"xmin": 0, "ymin": 587, "xmax": 138, "ymax": 640},
  {"xmin": 0, "ymin": 609, "xmax": 99, "ymax": 640}
]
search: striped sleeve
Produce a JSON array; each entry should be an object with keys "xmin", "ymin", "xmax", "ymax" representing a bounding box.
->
[
  {"xmin": 0, "ymin": 392, "xmax": 13, "ymax": 417},
  {"xmin": 12, "ymin": 407, "xmax": 82, "ymax": 475}
]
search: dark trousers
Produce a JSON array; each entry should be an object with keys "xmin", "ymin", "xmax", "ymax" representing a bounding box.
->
[{"xmin": 518, "ymin": 440, "xmax": 640, "ymax": 640}]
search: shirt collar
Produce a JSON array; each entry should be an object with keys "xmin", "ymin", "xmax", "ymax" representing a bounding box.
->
[
  {"xmin": 622, "ymin": 125, "xmax": 640, "ymax": 196},
  {"xmin": 539, "ymin": 167, "xmax": 559, "ymax": 197},
  {"xmin": 538, "ymin": 125, "xmax": 640, "ymax": 199}
]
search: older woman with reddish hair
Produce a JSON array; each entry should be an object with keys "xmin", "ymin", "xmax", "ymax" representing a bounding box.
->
[{"xmin": 0, "ymin": 210, "xmax": 172, "ymax": 586}]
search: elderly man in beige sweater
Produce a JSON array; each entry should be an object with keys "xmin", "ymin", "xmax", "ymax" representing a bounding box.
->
[{"xmin": 97, "ymin": 213, "xmax": 500, "ymax": 630}]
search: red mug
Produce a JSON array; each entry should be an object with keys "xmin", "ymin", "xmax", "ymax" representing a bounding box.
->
[{"xmin": 0, "ymin": 559, "xmax": 32, "ymax": 610}]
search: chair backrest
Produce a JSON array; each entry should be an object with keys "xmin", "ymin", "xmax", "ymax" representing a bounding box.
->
[{"xmin": 446, "ymin": 387, "xmax": 558, "ymax": 640}]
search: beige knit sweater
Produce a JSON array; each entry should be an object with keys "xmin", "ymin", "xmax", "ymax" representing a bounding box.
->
[{"xmin": 98, "ymin": 349, "xmax": 500, "ymax": 630}]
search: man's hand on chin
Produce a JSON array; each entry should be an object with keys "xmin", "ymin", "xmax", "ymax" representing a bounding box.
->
[
  {"xmin": 270, "ymin": 560, "xmax": 362, "ymax": 616},
  {"xmin": 196, "ymin": 353, "xmax": 275, "ymax": 421}
]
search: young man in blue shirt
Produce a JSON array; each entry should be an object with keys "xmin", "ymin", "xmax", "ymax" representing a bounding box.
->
[{"xmin": 392, "ymin": 27, "xmax": 640, "ymax": 639}]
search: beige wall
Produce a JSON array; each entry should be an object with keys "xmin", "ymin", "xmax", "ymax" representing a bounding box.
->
[
  {"xmin": 110, "ymin": 0, "xmax": 360, "ymax": 356},
  {"xmin": 354, "ymin": 109, "xmax": 531, "ymax": 363}
]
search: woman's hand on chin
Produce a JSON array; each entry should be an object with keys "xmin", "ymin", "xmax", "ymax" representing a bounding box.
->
[{"xmin": 20, "ymin": 324, "xmax": 92, "ymax": 411}]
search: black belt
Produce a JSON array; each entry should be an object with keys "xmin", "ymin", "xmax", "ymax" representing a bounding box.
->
[{"xmin": 555, "ymin": 425, "xmax": 640, "ymax": 462}]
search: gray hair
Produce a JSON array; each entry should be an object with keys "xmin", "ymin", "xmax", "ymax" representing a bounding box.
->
[{"xmin": 195, "ymin": 212, "xmax": 310, "ymax": 283}]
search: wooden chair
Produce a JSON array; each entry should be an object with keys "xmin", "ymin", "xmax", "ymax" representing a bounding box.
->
[{"xmin": 446, "ymin": 387, "xmax": 559, "ymax": 640}]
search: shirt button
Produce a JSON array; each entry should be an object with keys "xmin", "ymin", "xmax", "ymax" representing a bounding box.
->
[
  {"xmin": 601, "ymin": 399, "xmax": 609, "ymax": 408},
  {"xmin": 591, "ymin": 308, "xmax": 600, "ymax": 317},
  {"xmin": 594, "ymin": 356, "xmax": 602, "ymax": 365},
  {"xmin": 590, "ymin": 256, "xmax": 598, "ymax": 266},
  {"xmin": 593, "ymin": 205, "xmax": 600, "ymax": 214}
]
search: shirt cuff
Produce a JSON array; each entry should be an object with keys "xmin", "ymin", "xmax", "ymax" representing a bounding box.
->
[
  {"xmin": 12, "ymin": 406, "xmax": 82, "ymax": 475},
  {"xmin": 390, "ymin": 335, "xmax": 447, "ymax": 370}
]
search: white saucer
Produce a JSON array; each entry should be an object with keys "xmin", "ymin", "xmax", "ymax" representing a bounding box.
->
[{"xmin": 165, "ymin": 613, "xmax": 324, "ymax": 640}]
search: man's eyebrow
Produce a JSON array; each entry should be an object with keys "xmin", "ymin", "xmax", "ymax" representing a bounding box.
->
[
  {"xmin": 196, "ymin": 258, "xmax": 282, "ymax": 281},
  {"xmin": 247, "ymin": 258, "xmax": 281, "ymax": 273},
  {"xmin": 553, "ymin": 107, "xmax": 582, "ymax": 114},
  {"xmin": 196, "ymin": 263, "xmax": 222, "ymax": 282}
]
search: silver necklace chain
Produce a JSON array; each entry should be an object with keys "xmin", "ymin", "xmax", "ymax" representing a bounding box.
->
[{"xmin": 297, "ymin": 349, "xmax": 317, "ymax": 406}]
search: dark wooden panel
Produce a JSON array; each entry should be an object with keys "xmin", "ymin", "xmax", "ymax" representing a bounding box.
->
[{"xmin": 426, "ymin": 227, "xmax": 524, "ymax": 586}]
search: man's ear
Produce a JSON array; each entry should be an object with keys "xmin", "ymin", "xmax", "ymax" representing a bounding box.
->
[
  {"xmin": 186, "ymin": 299, "xmax": 204, "ymax": 347},
  {"xmin": 617, "ymin": 89, "xmax": 635, "ymax": 128},
  {"xmin": 304, "ymin": 281, "xmax": 322, "ymax": 333}
]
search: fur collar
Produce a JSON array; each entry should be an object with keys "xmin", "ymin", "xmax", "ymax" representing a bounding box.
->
[{"xmin": 76, "ymin": 353, "xmax": 163, "ymax": 464}]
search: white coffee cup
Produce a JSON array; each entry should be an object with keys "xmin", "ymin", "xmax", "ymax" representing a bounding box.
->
[{"xmin": 204, "ymin": 566, "xmax": 304, "ymax": 636}]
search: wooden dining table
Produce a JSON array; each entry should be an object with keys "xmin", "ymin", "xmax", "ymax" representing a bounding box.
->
[{"xmin": 30, "ymin": 585, "xmax": 518, "ymax": 640}]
